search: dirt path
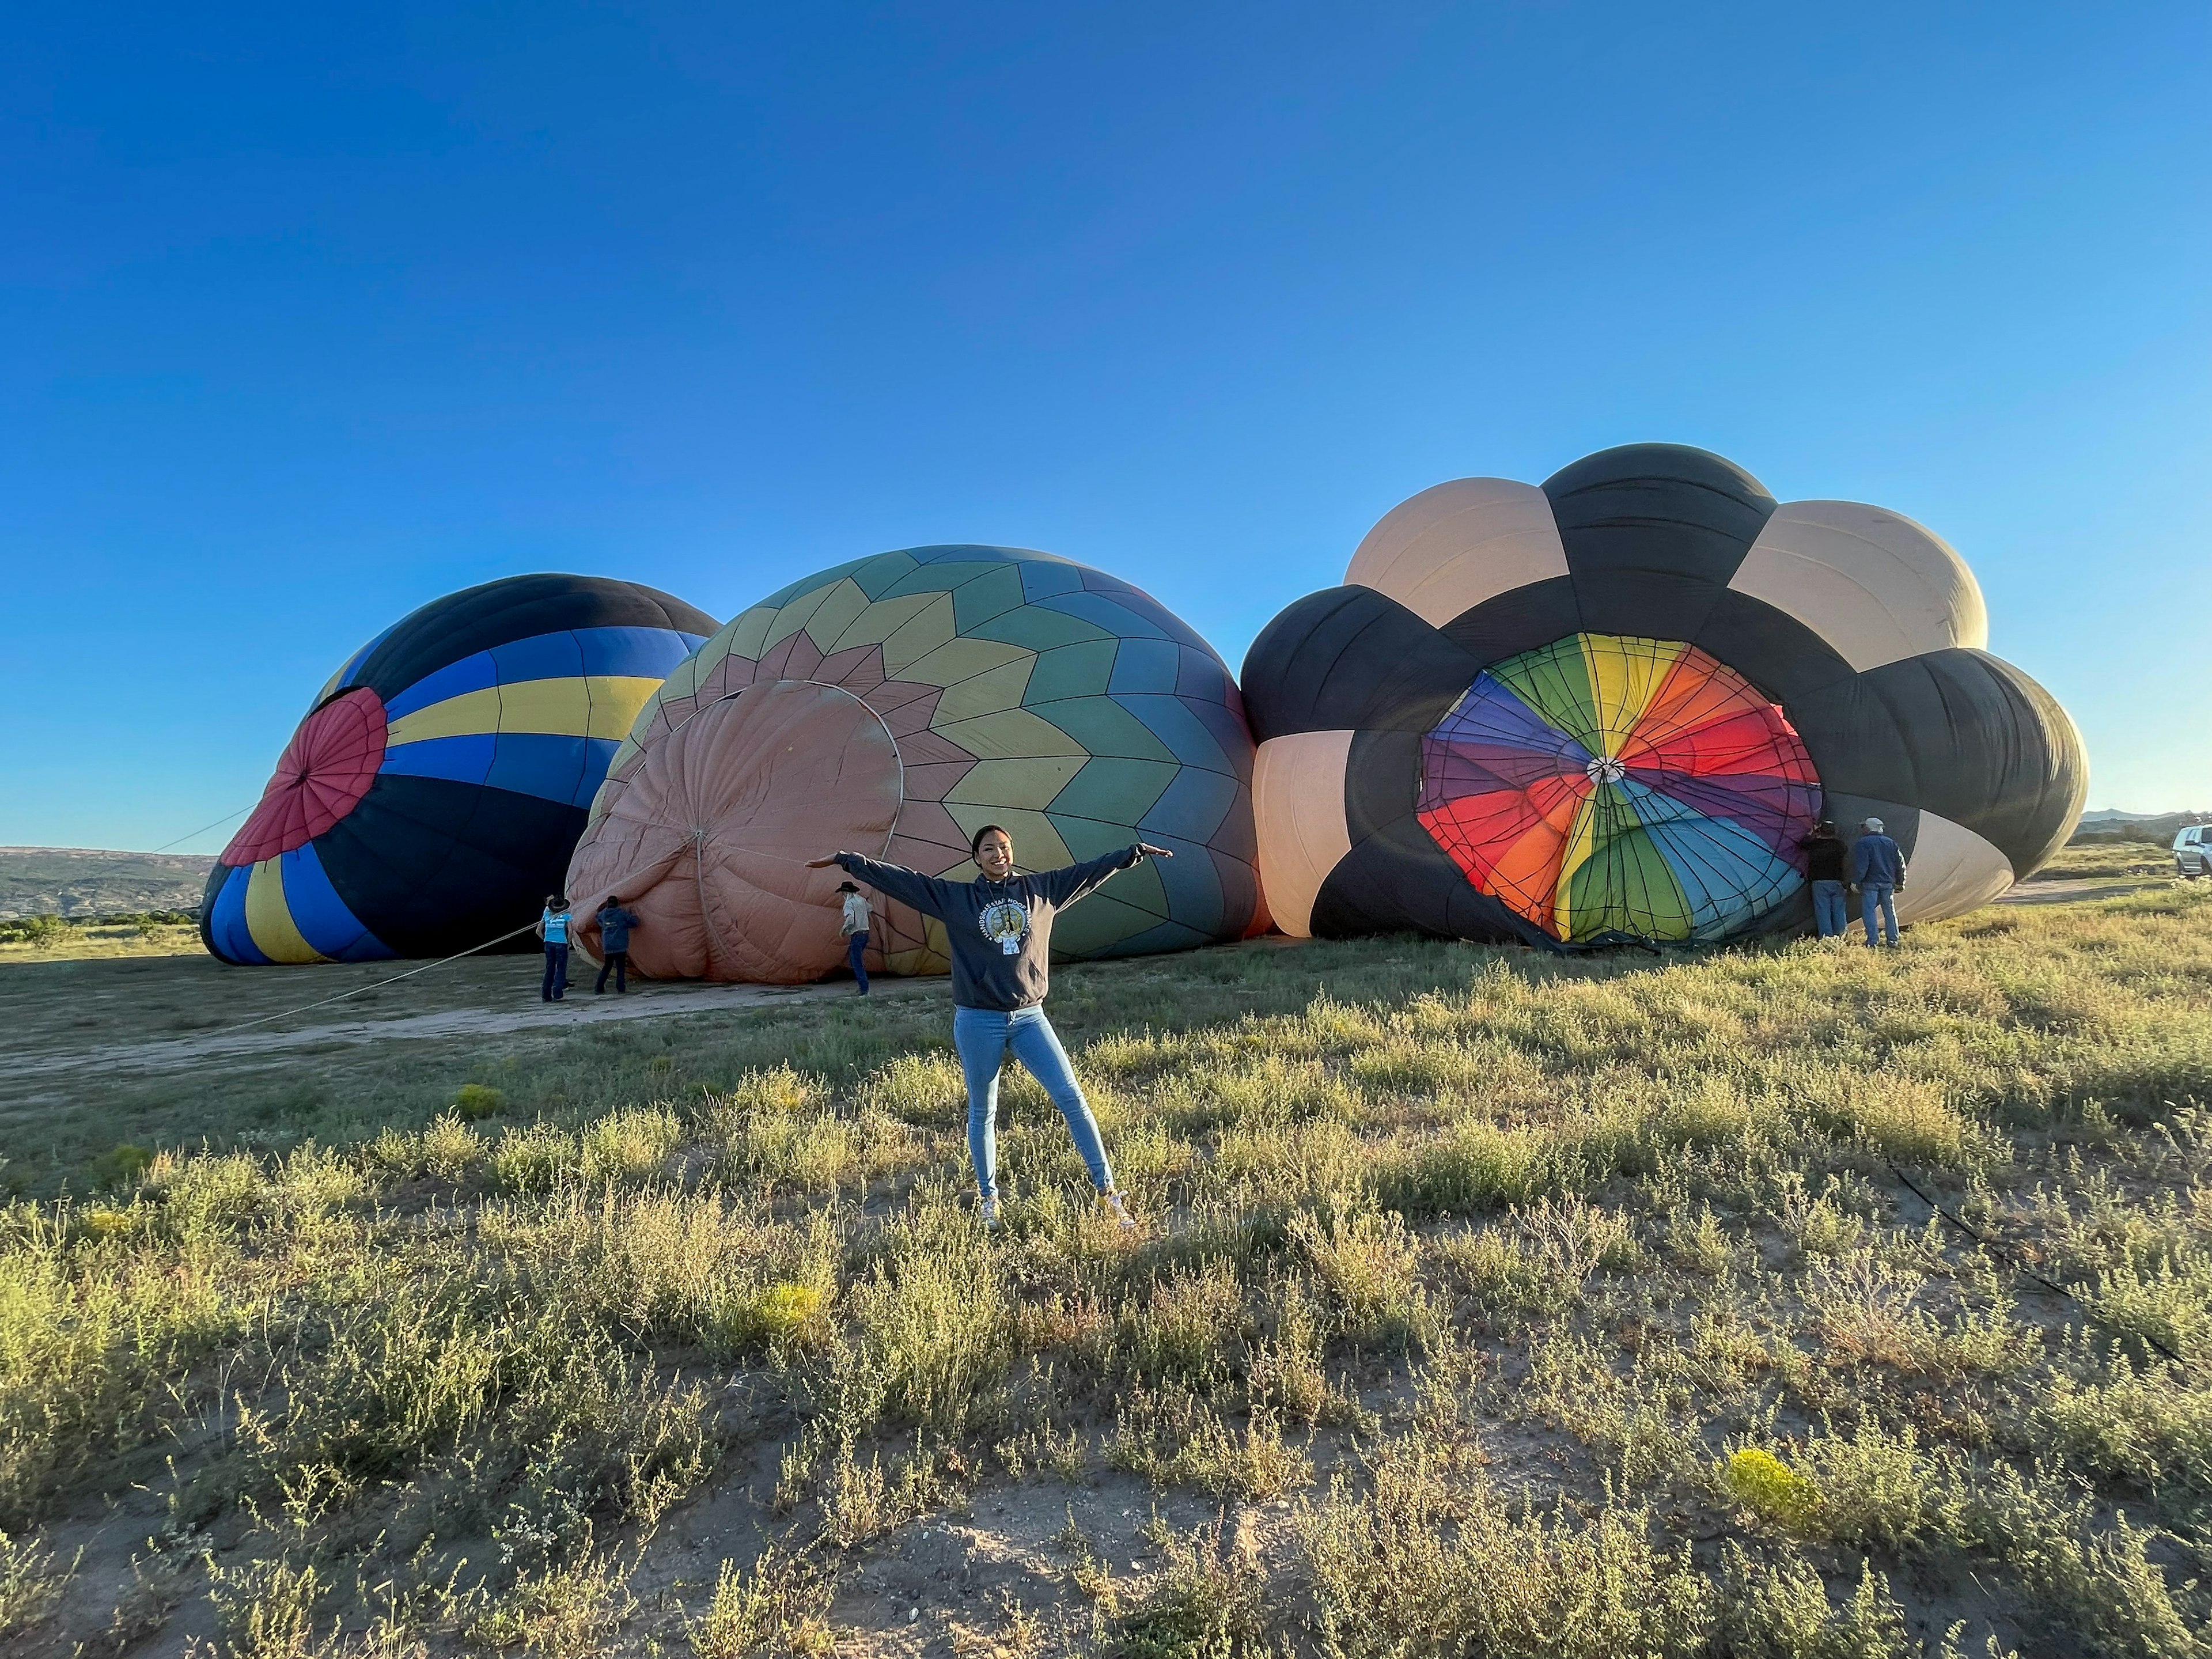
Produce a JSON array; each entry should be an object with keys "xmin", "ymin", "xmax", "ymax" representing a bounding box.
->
[
  {"xmin": 20, "ymin": 880, "xmax": 2159, "ymax": 1082},
  {"xmin": 29, "ymin": 977, "xmax": 923, "ymax": 1078},
  {"xmin": 1998, "ymin": 877, "xmax": 2169, "ymax": 906}
]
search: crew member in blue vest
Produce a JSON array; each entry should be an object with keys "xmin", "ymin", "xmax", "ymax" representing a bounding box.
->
[{"xmin": 536, "ymin": 896, "xmax": 574, "ymax": 1002}]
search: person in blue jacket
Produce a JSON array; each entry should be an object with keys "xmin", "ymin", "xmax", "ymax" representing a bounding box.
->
[
  {"xmin": 811, "ymin": 824, "xmax": 1171, "ymax": 1231},
  {"xmin": 594, "ymin": 895, "xmax": 641, "ymax": 994},
  {"xmin": 1851, "ymin": 817, "xmax": 1907, "ymax": 947}
]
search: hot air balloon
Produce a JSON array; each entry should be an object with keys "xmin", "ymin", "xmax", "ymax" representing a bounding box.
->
[
  {"xmin": 1241, "ymin": 444, "xmax": 2085, "ymax": 946},
  {"xmin": 565, "ymin": 545, "xmax": 1261, "ymax": 983},
  {"xmin": 201, "ymin": 575, "xmax": 718, "ymax": 964}
]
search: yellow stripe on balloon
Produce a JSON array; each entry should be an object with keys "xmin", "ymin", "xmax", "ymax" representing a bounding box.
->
[
  {"xmin": 1578, "ymin": 635, "xmax": 1683, "ymax": 759},
  {"xmin": 245, "ymin": 858, "xmax": 327, "ymax": 964},
  {"xmin": 384, "ymin": 677, "xmax": 666, "ymax": 745},
  {"xmin": 1551, "ymin": 787, "xmax": 1604, "ymax": 940}
]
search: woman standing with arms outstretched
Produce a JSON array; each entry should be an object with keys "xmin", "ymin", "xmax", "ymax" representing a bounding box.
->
[{"xmin": 810, "ymin": 825, "xmax": 1169, "ymax": 1230}]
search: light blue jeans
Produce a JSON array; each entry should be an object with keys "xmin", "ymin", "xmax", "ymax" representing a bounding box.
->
[
  {"xmin": 1811, "ymin": 880, "xmax": 1848, "ymax": 938},
  {"xmin": 1861, "ymin": 883, "xmax": 1899, "ymax": 946},
  {"xmin": 952, "ymin": 1005, "xmax": 1112, "ymax": 1200}
]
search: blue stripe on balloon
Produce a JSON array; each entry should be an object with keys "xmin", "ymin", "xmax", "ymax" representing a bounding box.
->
[
  {"xmin": 382, "ymin": 651, "xmax": 498, "ymax": 720},
  {"xmin": 381, "ymin": 733, "xmax": 497, "ymax": 785},
  {"xmin": 279, "ymin": 843, "xmax": 397, "ymax": 961},
  {"xmin": 382, "ymin": 729, "xmax": 620, "ymax": 806},
  {"xmin": 574, "ymin": 626, "xmax": 710, "ymax": 677},
  {"xmin": 206, "ymin": 865, "xmax": 273, "ymax": 965},
  {"xmin": 489, "ymin": 631, "xmax": 585, "ymax": 684},
  {"xmin": 484, "ymin": 733, "xmax": 592, "ymax": 807},
  {"xmin": 382, "ymin": 628, "xmax": 708, "ymax": 722},
  {"xmin": 574, "ymin": 737, "xmax": 621, "ymax": 804}
]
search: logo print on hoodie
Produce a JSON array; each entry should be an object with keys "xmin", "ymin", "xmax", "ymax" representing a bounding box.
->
[{"xmin": 978, "ymin": 897, "xmax": 1029, "ymax": 956}]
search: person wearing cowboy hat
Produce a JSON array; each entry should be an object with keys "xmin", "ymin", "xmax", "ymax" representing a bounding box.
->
[{"xmin": 835, "ymin": 879, "xmax": 872, "ymax": 995}]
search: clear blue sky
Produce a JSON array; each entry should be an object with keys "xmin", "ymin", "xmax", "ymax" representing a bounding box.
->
[{"xmin": 5, "ymin": 3, "xmax": 2207, "ymax": 853}]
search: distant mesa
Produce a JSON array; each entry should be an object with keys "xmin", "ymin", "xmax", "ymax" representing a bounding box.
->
[
  {"xmin": 563, "ymin": 546, "xmax": 1263, "ymax": 984},
  {"xmin": 200, "ymin": 575, "xmax": 719, "ymax": 964},
  {"xmin": 0, "ymin": 847, "xmax": 214, "ymax": 922},
  {"xmin": 2070, "ymin": 809, "xmax": 2208, "ymax": 844},
  {"xmin": 1241, "ymin": 443, "xmax": 2087, "ymax": 947}
]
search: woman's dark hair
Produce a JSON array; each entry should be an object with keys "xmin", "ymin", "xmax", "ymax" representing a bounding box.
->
[{"xmin": 969, "ymin": 823, "xmax": 1012, "ymax": 859}]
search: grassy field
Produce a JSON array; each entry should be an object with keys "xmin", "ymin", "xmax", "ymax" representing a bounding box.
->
[
  {"xmin": 5, "ymin": 881, "xmax": 2212, "ymax": 1656},
  {"xmin": 2025, "ymin": 841, "xmax": 2180, "ymax": 881}
]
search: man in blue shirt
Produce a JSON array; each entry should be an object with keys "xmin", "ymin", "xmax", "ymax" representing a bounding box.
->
[{"xmin": 1851, "ymin": 818, "xmax": 1907, "ymax": 947}]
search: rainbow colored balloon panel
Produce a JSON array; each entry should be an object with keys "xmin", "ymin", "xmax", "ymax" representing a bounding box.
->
[{"xmin": 1416, "ymin": 634, "xmax": 1821, "ymax": 942}]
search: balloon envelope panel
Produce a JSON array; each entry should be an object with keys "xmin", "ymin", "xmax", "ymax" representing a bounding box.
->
[
  {"xmin": 1244, "ymin": 445, "xmax": 2085, "ymax": 945},
  {"xmin": 566, "ymin": 546, "xmax": 1261, "ymax": 983},
  {"xmin": 202, "ymin": 575, "xmax": 717, "ymax": 964}
]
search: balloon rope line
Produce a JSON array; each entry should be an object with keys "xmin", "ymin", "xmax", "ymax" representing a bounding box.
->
[
  {"xmin": 202, "ymin": 921, "xmax": 543, "ymax": 1037},
  {"xmin": 149, "ymin": 803, "xmax": 257, "ymax": 855},
  {"xmin": 1887, "ymin": 1160, "xmax": 2186, "ymax": 1367}
]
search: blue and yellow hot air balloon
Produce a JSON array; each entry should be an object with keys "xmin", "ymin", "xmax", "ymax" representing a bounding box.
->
[{"xmin": 201, "ymin": 575, "xmax": 718, "ymax": 963}]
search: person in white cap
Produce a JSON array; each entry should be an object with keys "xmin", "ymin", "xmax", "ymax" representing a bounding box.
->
[{"xmin": 1851, "ymin": 817, "xmax": 1906, "ymax": 946}]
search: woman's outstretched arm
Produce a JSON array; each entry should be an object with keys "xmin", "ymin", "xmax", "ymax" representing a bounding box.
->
[
  {"xmin": 809, "ymin": 851, "xmax": 957, "ymax": 919},
  {"xmin": 1035, "ymin": 842, "xmax": 1175, "ymax": 908}
]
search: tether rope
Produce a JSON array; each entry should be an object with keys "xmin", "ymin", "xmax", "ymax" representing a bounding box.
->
[
  {"xmin": 147, "ymin": 802, "xmax": 256, "ymax": 855},
  {"xmin": 192, "ymin": 920, "xmax": 544, "ymax": 1037},
  {"xmin": 1888, "ymin": 1160, "xmax": 2187, "ymax": 1368}
]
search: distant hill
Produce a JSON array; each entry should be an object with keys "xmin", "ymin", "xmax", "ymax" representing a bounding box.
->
[
  {"xmin": 2069, "ymin": 810, "xmax": 2209, "ymax": 846},
  {"xmin": 0, "ymin": 847, "xmax": 216, "ymax": 919}
]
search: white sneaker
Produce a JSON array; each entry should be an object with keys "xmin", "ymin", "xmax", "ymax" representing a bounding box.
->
[
  {"xmin": 1101, "ymin": 1190, "xmax": 1137, "ymax": 1233},
  {"xmin": 980, "ymin": 1195, "xmax": 1001, "ymax": 1230}
]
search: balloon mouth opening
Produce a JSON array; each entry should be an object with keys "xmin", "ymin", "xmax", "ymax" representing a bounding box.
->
[
  {"xmin": 222, "ymin": 687, "xmax": 389, "ymax": 866},
  {"xmin": 1414, "ymin": 632, "xmax": 1823, "ymax": 944},
  {"xmin": 570, "ymin": 680, "xmax": 906, "ymax": 983}
]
